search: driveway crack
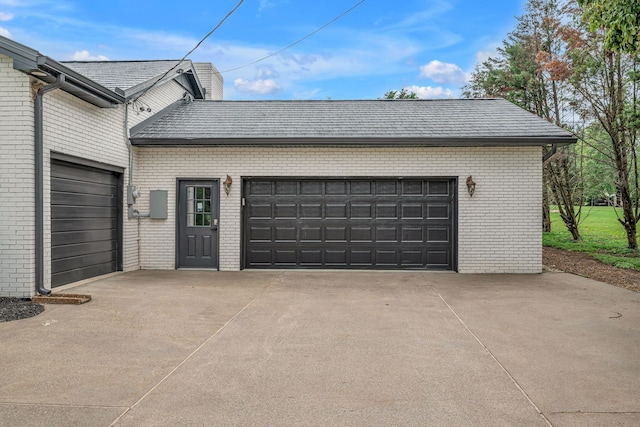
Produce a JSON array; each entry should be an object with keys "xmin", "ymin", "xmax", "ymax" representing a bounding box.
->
[
  {"xmin": 432, "ymin": 286, "xmax": 554, "ymax": 427},
  {"xmin": 109, "ymin": 276, "xmax": 280, "ymax": 426}
]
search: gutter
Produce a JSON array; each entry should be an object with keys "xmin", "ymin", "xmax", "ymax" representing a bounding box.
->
[{"xmin": 34, "ymin": 74, "xmax": 65, "ymax": 295}]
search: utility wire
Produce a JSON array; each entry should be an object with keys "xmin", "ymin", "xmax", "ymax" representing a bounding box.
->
[
  {"xmin": 131, "ymin": 0, "xmax": 244, "ymax": 103},
  {"xmin": 219, "ymin": 0, "xmax": 367, "ymax": 74}
]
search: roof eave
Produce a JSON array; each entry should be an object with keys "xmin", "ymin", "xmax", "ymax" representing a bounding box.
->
[
  {"xmin": 122, "ymin": 62, "xmax": 205, "ymax": 101},
  {"xmin": 130, "ymin": 136, "xmax": 577, "ymax": 147},
  {"xmin": 0, "ymin": 36, "xmax": 124, "ymax": 107}
]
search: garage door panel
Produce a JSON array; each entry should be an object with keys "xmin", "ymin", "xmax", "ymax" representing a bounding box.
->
[
  {"xmin": 51, "ymin": 261, "xmax": 117, "ymax": 288},
  {"xmin": 249, "ymin": 181, "xmax": 272, "ymax": 195},
  {"xmin": 326, "ymin": 227, "xmax": 347, "ymax": 242},
  {"xmin": 275, "ymin": 181, "xmax": 297, "ymax": 195},
  {"xmin": 402, "ymin": 181, "xmax": 423, "ymax": 195},
  {"xmin": 249, "ymin": 226, "xmax": 272, "ymax": 242},
  {"xmin": 376, "ymin": 204, "xmax": 398, "ymax": 219},
  {"xmin": 401, "ymin": 250, "xmax": 424, "ymax": 266},
  {"xmin": 377, "ymin": 181, "xmax": 398, "ymax": 194},
  {"xmin": 274, "ymin": 203, "xmax": 297, "ymax": 218},
  {"xmin": 376, "ymin": 250, "xmax": 398, "ymax": 265},
  {"xmin": 351, "ymin": 181, "xmax": 372, "ymax": 195},
  {"xmin": 326, "ymin": 250, "xmax": 347, "ymax": 265},
  {"xmin": 427, "ymin": 228, "xmax": 450, "ymax": 243},
  {"xmin": 51, "ymin": 160, "xmax": 121, "ymax": 288},
  {"xmin": 300, "ymin": 204, "xmax": 322, "ymax": 218},
  {"xmin": 53, "ymin": 218, "xmax": 117, "ymax": 233},
  {"xmin": 427, "ymin": 252, "xmax": 450, "ymax": 269},
  {"xmin": 351, "ymin": 249, "xmax": 373, "ymax": 265},
  {"xmin": 249, "ymin": 203, "xmax": 271, "ymax": 218},
  {"xmin": 275, "ymin": 227, "xmax": 296, "ymax": 241},
  {"xmin": 244, "ymin": 178, "xmax": 455, "ymax": 270},
  {"xmin": 326, "ymin": 204, "xmax": 348, "ymax": 218},
  {"xmin": 426, "ymin": 204, "xmax": 450, "ymax": 220},
  {"xmin": 300, "ymin": 250, "xmax": 322, "ymax": 265},
  {"xmin": 401, "ymin": 204, "xmax": 424, "ymax": 219},
  {"xmin": 351, "ymin": 227, "xmax": 373, "ymax": 242},
  {"xmin": 351, "ymin": 204, "xmax": 373, "ymax": 218},
  {"xmin": 52, "ymin": 250, "xmax": 115, "ymax": 274},
  {"xmin": 300, "ymin": 226, "xmax": 322, "ymax": 241},
  {"xmin": 248, "ymin": 249, "xmax": 271, "ymax": 265},
  {"xmin": 52, "ymin": 205, "xmax": 118, "ymax": 219},
  {"xmin": 326, "ymin": 181, "xmax": 347, "ymax": 194},
  {"xmin": 427, "ymin": 180, "xmax": 451, "ymax": 195},
  {"xmin": 376, "ymin": 227, "xmax": 398, "ymax": 242},
  {"xmin": 300, "ymin": 181, "xmax": 323, "ymax": 195},
  {"xmin": 51, "ymin": 163, "xmax": 118, "ymax": 184},
  {"xmin": 51, "ymin": 177, "xmax": 117, "ymax": 197},
  {"xmin": 52, "ymin": 240, "xmax": 117, "ymax": 260},
  {"xmin": 52, "ymin": 229, "xmax": 117, "ymax": 246},
  {"xmin": 275, "ymin": 250, "xmax": 296, "ymax": 264},
  {"xmin": 402, "ymin": 227, "xmax": 423, "ymax": 242},
  {"xmin": 51, "ymin": 191, "xmax": 117, "ymax": 208}
]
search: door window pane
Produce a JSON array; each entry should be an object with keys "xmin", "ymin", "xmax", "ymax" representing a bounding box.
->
[{"xmin": 187, "ymin": 186, "xmax": 212, "ymax": 227}]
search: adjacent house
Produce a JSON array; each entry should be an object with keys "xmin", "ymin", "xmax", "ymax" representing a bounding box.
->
[{"xmin": 0, "ymin": 35, "xmax": 576, "ymax": 298}]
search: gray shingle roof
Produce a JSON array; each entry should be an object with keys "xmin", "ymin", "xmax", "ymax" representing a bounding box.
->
[
  {"xmin": 62, "ymin": 60, "xmax": 191, "ymax": 93},
  {"xmin": 130, "ymin": 98, "xmax": 576, "ymax": 146}
]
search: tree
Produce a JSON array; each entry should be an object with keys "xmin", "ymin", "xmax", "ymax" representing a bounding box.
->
[
  {"xmin": 463, "ymin": 0, "xmax": 584, "ymax": 238},
  {"xmin": 383, "ymin": 89, "xmax": 418, "ymax": 99},
  {"xmin": 577, "ymin": 0, "xmax": 640, "ymax": 53},
  {"xmin": 564, "ymin": 0, "xmax": 640, "ymax": 248}
]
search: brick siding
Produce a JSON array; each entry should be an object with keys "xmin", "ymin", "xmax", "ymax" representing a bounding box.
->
[{"xmin": 134, "ymin": 146, "xmax": 542, "ymax": 274}]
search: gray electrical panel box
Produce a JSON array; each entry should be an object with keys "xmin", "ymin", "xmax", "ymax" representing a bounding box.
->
[{"xmin": 149, "ymin": 190, "xmax": 168, "ymax": 219}]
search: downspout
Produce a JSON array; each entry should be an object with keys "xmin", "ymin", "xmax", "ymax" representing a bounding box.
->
[{"xmin": 35, "ymin": 74, "xmax": 65, "ymax": 295}]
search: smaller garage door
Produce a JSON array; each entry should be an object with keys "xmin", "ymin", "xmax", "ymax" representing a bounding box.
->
[
  {"xmin": 51, "ymin": 159, "xmax": 122, "ymax": 287},
  {"xmin": 243, "ymin": 178, "xmax": 456, "ymax": 270}
]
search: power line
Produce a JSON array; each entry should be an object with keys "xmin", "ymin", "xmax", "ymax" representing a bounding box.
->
[
  {"xmin": 131, "ymin": 0, "xmax": 245, "ymax": 103},
  {"xmin": 219, "ymin": 0, "xmax": 367, "ymax": 74}
]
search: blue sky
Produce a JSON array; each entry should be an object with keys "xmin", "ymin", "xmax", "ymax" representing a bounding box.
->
[{"xmin": 0, "ymin": 0, "xmax": 526, "ymax": 100}]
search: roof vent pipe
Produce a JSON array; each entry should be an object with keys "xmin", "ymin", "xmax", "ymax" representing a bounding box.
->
[{"xmin": 35, "ymin": 73, "xmax": 65, "ymax": 295}]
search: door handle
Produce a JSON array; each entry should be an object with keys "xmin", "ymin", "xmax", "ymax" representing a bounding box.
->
[{"xmin": 211, "ymin": 218, "xmax": 218, "ymax": 230}]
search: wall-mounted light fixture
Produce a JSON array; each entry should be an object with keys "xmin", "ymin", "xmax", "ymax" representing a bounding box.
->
[
  {"xmin": 466, "ymin": 176, "xmax": 476, "ymax": 197},
  {"xmin": 223, "ymin": 175, "xmax": 233, "ymax": 196}
]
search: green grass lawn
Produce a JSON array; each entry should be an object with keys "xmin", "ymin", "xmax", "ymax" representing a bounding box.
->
[{"xmin": 544, "ymin": 206, "xmax": 640, "ymax": 271}]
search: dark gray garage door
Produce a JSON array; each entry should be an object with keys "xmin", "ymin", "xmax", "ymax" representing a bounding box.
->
[
  {"xmin": 51, "ymin": 159, "xmax": 122, "ymax": 287},
  {"xmin": 243, "ymin": 178, "xmax": 456, "ymax": 270}
]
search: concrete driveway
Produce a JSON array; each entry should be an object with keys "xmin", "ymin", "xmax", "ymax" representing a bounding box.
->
[{"xmin": 1, "ymin": 271, "xmax": 639, "ymax": 427}]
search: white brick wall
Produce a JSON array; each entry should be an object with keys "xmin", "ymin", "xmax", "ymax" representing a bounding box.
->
[
  {"xmin": 0, "ymin": 56, "xmax": 35, "ymax": 297},
  {"xmin": 134, "ymin": 146, "xmax": 542, "ymax": 273},
  {"xmin": 1, "ymin": 54, "xmax": 194, "ymax": 297}
]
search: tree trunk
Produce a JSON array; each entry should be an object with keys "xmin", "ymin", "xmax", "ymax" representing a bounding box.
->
[
  {"xmin": 546, "ymin": 154, "xmax": 581, "ymax": 240},
  {"xmin": 543, "ymin": 169, "xmax": 551, "ymax": 232}
]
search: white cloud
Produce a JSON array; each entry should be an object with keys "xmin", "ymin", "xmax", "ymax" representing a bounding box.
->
[
  {"xmin": 234, "ymin": 77, "xmax": 282, "ymax": 95},
  {"xmin": 0, "ymin": 11, "xmax": 14, "ymax": 20},
  {"xmin": 255, "ymin": 65, "xmax": 279, "ymax": 80},
  {"xmin": 404, "ymin": 85, "xmax": 454, "ymax": 99},
  {"xmin": 71, "ymin": 50, "xmax": 109, "ymax": 61},
  {"xmin": 0, "ymin": 26, "xmax": 11, "ymax": 38},
  {"xmin": 258, "ymin": 0, "xmax": 274, "ymax": 12},
  {"xmin": 419, "ymin": 60, "xmax": 470, "ymax": 84},
  {"xmin": 475, "ymin": 43, "xmax": 501, "ymax": 65}
]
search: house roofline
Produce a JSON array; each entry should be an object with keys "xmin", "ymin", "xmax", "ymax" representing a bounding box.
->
[
  {"xmin": 0, "ymin": 35, "xmax": 124, "ymax": 107},
  {"xmin": 130, "ymin": 136, "xmax": 577, "ymax": 147}
]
